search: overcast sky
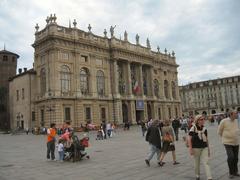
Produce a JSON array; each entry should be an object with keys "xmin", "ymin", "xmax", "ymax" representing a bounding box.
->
[{"xmin": 0, "ymin": 0, "xmax": 239, "ymax": 85}]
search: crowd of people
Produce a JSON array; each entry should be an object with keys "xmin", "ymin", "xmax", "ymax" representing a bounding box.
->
[
  {"xmin": 142, "ymin": 109, "xmax": 240, "ymax": 180},
  {"xmin": 46, "ymin": 122, "xmax": 89, "ymax": 162},
  {"xmin": 41, "ymin": 109, "xmax": 240, "ymax": 179}
]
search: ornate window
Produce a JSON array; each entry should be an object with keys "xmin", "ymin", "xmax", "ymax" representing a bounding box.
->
[
  {"xmin": 172, "ymin": 81, "xmax": 176, "ymax": 99},
  {"xmin": 80, "ymin": 68, "xmax": 89, "ymax": 94},
  {"xmin": 154, "ymin": 79, "xmax": 160, "ymax": 98},
  {"xmin": 164, "ymin": 80, "xmax": 169, "ymax": 99},
  {"xmin": 131, "ymin": 64, "xmax": 137, "ymax": 94},
  {"xmin": 60, "ymin": 65, "xmax": 71, "ymax": 93},
  {"xmin": 85, "ymin": 107, "xmax": 91, "ymax": 122},
  {"xmin": 142, "ymin": 68, "xmax": 148, "ymax": 95},
  {"xmin": 40, "ymin": 68, "xmax": 46, "ymax": 96},
  {"xmin": 96, "ymin": 70, "xmax": 105, "ymax": 96},
  {"xmin": 118, "ymin": 64, "xmax": 125, "ymax": 95},
  {"xmin": 64, "ymin": 107, "xmax": 71, "ymax": 121}
]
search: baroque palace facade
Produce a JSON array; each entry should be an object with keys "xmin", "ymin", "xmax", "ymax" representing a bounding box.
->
[
  {"xmin": 180, "ymin": 75, "xmax": 240, "ymax": 116},
  {"xmin": 9, "ymin": 15, "xmax": 181, "ymax": 129}
]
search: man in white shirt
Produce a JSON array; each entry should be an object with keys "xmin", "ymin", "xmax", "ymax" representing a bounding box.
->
[{"xmin": 218, "ymin": 110, "xmax": 239, "ymax": 179}]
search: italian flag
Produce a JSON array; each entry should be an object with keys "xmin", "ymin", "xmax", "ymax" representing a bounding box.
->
[{"xmin": 133, "ymin": 81, "xmax": 140, "ymax": 93}]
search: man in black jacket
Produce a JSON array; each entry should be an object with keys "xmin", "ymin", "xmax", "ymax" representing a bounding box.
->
[{"xmin": 145, "ymin": 120, "xmax": 161, "ymax": 166}]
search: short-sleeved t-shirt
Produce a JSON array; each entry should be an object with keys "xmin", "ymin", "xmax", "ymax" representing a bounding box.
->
[{"xmin": 189, "ymin": 125, "xmax": 208, "ymax": 148}]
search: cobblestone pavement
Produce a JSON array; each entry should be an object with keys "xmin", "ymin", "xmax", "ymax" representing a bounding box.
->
[{"xmin": 0, "ymin": 124, "xmax": 238, "ymax": 180}]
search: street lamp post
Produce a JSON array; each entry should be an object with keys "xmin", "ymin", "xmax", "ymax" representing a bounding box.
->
[{"xmin": 46, "ymin": 106, "xmax": 55, "ymax": 126}]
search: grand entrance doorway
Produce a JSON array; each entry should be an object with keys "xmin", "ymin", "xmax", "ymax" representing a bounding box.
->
[
  {"xmin": 136, "ymin": 100, "xmax": 144, "ymax": 123},
  {"xmin": 122, "ymin": 103, "xmax": 128, "ymax": 123},
  {"xmin": 136, "ymin": 110, "xmax": 144, "ymax": 123}
]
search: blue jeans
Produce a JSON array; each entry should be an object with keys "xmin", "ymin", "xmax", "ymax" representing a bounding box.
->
[
  {"xmin": 59, "ymin": 151, "xmax": 64, "ymax": 161},
  {"xmin": 147, "ymin": 143, "xmax": 160, "ymax": 161}
]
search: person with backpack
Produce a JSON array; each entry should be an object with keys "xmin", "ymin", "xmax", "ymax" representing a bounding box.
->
[
  {"xmin": 158, "ymin": 120, "xmax": 180, "ymax": 166},
  {"xmin": 188, "ymin": 115, "xmax": 212, "ymax": 180}
]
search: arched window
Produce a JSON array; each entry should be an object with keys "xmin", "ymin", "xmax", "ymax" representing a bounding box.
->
[
  {"xmin": 164, "ymin": 80, "xmax": 169, "ymax": 99},
  {"xmin": 96, "ymin": 70, "xmax": 105, "ymax": 95},
  {"xmin": 131, "ymin": 64, "xmax": 137, "ymax": 94},
  {"xmin": 80, "ymin": 68, "xmax": 89, "ymax": 94},
  {"xmin": 40, "ymin": 68, "xmax": 46, "ymax": 96},
  {"xmin": 142, "ymin": 67, "xmax": 148, "ymax": 95},
  {"xmin": 60, "ymin": 65, "xmax": 71, "ymax": 93},
  {"xmin": 154, "ymin": 79, "xmax": 159, "ymax": 98},
  {"xmin": 172, "ymin": 81, "xmax": 176, "ymax": 99}
]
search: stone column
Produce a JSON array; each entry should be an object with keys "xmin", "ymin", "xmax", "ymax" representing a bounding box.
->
[
  {"xmin": 153, "ymin": 102, "xmax": 157, "ymax": 120},
  {"xmin": 127, "ymin": 62, "xmax": 132, "ymax": 95},
  {"xmin": 163, "ymin": 104, "xmax": 167, "ymax": 120},
  {"xmin": 144, "ymin": 101, "xmax": 148, "ymax": 120},
  {"xmin": 129, "ymin": 101, "xmax": 136, "ymax": 124},
  {"xmin": 169, "ymin": 78, "xmax": 173, "ymax": 100},
  {"xmin": 118, "ymin": 100, "xmax": 123, "ymax": 124},
  {"xmin": 113, "ymin": 60, "xmax": 119, "ymax": 95}
]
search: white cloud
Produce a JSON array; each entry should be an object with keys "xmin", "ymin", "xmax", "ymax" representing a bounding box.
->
[{"xmin": 0, "ymin": 0, "xmax": 239, "ymax": 84}]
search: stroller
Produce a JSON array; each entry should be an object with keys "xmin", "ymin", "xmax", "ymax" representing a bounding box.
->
[{"xmin": 64, "ymin": 134, "xmax": 90, "ymax": 162}]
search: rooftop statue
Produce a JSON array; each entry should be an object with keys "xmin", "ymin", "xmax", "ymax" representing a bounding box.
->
[
  {"xmin": 124, "ymin": 31, "xmax": 128, "ymax": 41},
  {"xmin": 110, "ymin": 25, "xmax": 116, "ymax": 38},
  {"xmin": 136, "ymin": 34, "xmax": 140, "ymax": 45},
  {"xmin": 104, "ymin": 29, "xmax": 107, "ymax": 37},
  {"xmin": 146, "ymin": 38, "xmax": 151, "ymax": 48},
  {"xmin": 88, "ymin": 24, "xmax": 92, "ymax": 32}
]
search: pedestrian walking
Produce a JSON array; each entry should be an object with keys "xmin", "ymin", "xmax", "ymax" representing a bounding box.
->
[
  {"xmin": 101, "ymin": 121, "xmax": 107, "ymax": 139},
  {"xmin": 106, "ymin": 122, "xmax": 112, "ymax": 138},
  {"xmin": 188, "ymin": 115, "xmax": 212, "ymax": 180},
  {"xmin": 181, "ymin": 117, "xmax": 188, "ymax": 133},
  {"xmin": 46, "ymin": 123, "xmax": 56, "ymax": 160},
  {"xmin": 172, "ymin": 118, "xmax": 181, "ymax": 141},
  {"xmin": 158, "ymin": 119, "xmax": 180, "ymax": 166},
  {"xmin": 218, "ymin": 110, "xmax": 240, "ymax": 179},
  {"xmin": 140, "ymin": 121, "xmax": 147, "ymax": 137},
  {"xmin": 145, "ymin": 120, "xmax": 161, "ymax": 167},
  {"xmin": 25, "ymin": 127, "xmax": 29, "ymax": 135}
]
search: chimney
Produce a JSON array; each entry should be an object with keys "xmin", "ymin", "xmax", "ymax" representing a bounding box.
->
[
  {"xmin": 24, "ymin": 68, "xmax": 27, "ymax": 72},
  {"xmin": 18, "ymin": 68, "xmax": 22, "ymax": 74}
]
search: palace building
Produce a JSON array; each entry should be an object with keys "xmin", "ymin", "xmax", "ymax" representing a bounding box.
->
[
  {"xmin": 9, "ymin": 14, "xmax": 181, "ymax": 129},
  {"xmin": 180, "ymin": 75, "xmax": 240, "ymax": 116}
]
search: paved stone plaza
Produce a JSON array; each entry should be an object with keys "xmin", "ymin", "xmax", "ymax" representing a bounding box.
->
[{"xmin": 0, "ymin": 124, "xmax": 238, "ymax": 180}]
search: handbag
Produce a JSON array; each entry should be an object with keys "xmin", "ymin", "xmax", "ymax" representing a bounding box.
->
[{"xmin": 163, "ymin": 132, "xmax": 173, "ymax": 142}]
